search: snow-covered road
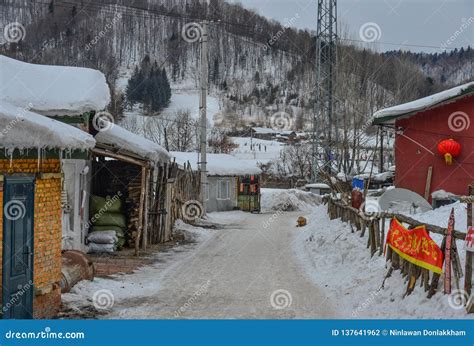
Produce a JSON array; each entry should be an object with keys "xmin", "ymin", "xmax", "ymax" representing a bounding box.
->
[{"xmin": 64, "ymin": 210, "xmax": 336, "ymax": 319}]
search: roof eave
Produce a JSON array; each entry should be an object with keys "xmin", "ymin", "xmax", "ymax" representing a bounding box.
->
[{"xmin": 372, "ymin": 87, "xmax": 474, "ymax": 126}]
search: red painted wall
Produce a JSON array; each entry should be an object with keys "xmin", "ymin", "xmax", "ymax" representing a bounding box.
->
[{"xmin": 394, "ymin": 94, "xmax": 474, "ymax": 200}]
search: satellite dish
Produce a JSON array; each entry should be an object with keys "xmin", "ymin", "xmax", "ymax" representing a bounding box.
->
[{"xmin": 378, "ymin": 188, "xmax": 432, "ymax": 215}]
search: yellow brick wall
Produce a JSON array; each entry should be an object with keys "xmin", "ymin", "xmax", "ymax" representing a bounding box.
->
[{"xmin": 0, "ymin": 159, "xmax": 62, "ymax": 318}]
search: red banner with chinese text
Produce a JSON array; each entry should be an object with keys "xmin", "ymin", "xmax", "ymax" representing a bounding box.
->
[{"xmin": 386, "ymin": 218, "xmax": 443, "ymax": 274}]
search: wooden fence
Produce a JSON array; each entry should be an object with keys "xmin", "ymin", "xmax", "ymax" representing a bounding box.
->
[
  {"xmin": 147, "ymin": 161, "xmax": 200, "ymax": 246},
  {"xmin": 326, "ymin": 196, "xmax": 466, "ymax": 298}
]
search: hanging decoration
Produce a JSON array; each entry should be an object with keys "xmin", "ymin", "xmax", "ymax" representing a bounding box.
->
[{"xmin": 437, "ymin": 139, "xmax": 461, "ymax": 165}]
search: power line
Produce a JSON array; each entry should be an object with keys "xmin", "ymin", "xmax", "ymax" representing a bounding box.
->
[{"xmin": 22, "ymin": 0, "xmax": 466, "ymax": 53}]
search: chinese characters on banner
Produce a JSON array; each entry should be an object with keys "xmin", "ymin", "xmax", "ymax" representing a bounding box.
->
[
  {"xmin": 466, "ymin": 226, "xmax": 474, "ymax": 252},
  {"xmin": 385, "ymin": 218, "xmax": 443, "ymax": 274}
]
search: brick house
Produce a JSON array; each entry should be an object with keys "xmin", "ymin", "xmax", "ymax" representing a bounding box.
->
[
  {"xmin": 1, "ymin": 55, "xmax": 110, "ymax": 253},
  {"xmin": 0, "ymin": 101, "xmax": 95, "ymax": 319}
]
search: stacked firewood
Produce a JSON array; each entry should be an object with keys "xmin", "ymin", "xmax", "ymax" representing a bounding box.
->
[{"xmin": 126, "ymin": 179, "xmax": 142, "ymax": 248}]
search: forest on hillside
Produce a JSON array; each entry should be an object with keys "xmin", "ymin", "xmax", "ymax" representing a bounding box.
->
[{"xmin": 1, "ymin": 0, "xmax": 472, "ymax": 172}]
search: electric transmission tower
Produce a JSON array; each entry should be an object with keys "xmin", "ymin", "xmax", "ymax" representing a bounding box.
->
[{"xmin": 311, "ymin": 0, "xmax": 337, "ymax": 181}]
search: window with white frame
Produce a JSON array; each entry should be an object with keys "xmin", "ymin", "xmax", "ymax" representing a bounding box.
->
[
  {"xmin": 217, "ymin": 179, "xmax": 230, "ymax": 200},
  {"xmin": 205, "ymin": 183, "xmax": 210, "ymax": 201}
]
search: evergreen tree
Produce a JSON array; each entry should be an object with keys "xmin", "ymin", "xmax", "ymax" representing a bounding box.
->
[{"xmin": 126, "ymin": 59, "xmax": 172, "ymax": 113}]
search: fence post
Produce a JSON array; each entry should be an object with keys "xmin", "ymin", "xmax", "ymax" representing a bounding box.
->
[{"xmin": 465, "ymin": 183, "xmax": 473, "ymax": 296}]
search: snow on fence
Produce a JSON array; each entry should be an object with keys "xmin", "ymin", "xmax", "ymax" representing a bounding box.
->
[{"xmin": 325, "ymin": 196, "xmax": 467, "ymax": 300}]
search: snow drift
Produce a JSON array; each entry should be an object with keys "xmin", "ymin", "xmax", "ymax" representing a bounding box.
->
[{"xmin": 261, "ymin": 188, "xmax": 322, "ymax": 212}]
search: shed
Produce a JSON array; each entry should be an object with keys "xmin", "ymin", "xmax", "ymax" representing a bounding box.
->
[
  {"xmin": 0, "ymin": 100, "xmax": 95, "ymax": 319},
  {"xmin": 171, "ymin": 152, "xmax": 261, "ymax": 212},
  {"xmin": 373, "ymin": 81, "xmax": 474, "ymax": 200},
  {"xmin": 91, "ymin": 123, "xmax": 170, "ymax": 253}
]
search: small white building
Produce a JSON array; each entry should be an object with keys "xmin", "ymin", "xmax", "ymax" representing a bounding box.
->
[{"xmin": 171, "ymin": 152, "xmax": 261, "ymax": 212}]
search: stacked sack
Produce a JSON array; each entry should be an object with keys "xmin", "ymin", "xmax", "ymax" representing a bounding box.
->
[{"xmin": 88, "ymin": 195, "xmax": 127, "ymax": 253}]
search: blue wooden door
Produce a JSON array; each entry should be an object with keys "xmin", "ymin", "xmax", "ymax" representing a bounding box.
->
[{"xmin": 2, "ymin": 177, "xmax": 34, "ymax": 319}]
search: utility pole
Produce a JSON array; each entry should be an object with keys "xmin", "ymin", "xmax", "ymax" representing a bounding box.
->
[
  {"xmin": 311, "ymin": 0, "xmax": 338, "ymax": 181},
  {"xmin": 199, "ymin": 21, "xmax": 208, "ymax": 213},
  {"xmin": 379, "ymin": 126, "xmax": 384, "ymax": 173}
]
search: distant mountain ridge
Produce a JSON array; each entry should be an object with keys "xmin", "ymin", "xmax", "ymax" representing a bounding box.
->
[{"xmin": 1, "ymin": 0, "xmax": 472, "ymax": 130}]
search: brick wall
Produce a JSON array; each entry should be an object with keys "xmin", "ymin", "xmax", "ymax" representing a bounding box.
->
[{"xmin": 0, "ymin": 159, "xmax": 62, "ymax": 319}]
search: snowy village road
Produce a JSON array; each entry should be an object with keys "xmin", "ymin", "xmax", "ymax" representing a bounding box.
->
[{"xmin": 100, "ymin": 211, "xmax": 336, "ymax": 319}]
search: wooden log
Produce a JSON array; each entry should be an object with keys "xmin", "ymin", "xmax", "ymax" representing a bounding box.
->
[
  {"xmin": 424, "ymin": 166, "xmax": 433, "ymax": 201},
  {"xmin": 374, "ymin": 219, "xmax": 380, "ymax": 256},
  {"xmin": 428, "ymin": 236, "xmax": 447, "ymax": 298},
  {"xmin": 379, "ymin": 217, "xmax": 386, "ymax": 256},
  {"xmin": 465, "ymin": 183, "xmax": 473, "ymax": 298},
  {"xmin": 134, "ymin": 166, "xmax": 147, "ymax": 256}
]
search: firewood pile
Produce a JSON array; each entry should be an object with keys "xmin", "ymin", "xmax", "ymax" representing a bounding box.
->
[{"xmin": 92, "ymin": 160, "xmax": 142, "ymax": 247}]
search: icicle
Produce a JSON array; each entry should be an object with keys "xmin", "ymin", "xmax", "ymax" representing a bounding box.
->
[
  {"xmin": 8, "ymin": 148, "xmax": 13, "ymax": 168},
  {"xmin": 37, "ymin": 148, "xmax": 41, "ymax": 171}
]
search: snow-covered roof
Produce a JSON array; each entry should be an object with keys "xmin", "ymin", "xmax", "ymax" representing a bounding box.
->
[
  {"xmin": 0, "ymin": 101, "xmax": 95, "ymax": 151},
  {"xmin": 373, "ymin": 81, "xmax": 474, "ymax": 124},
  {"xmin": 0, "ymin": 55, "xmax": 110, "ymax": 116},
  {"xmin": 170, "ymin": 151, "xmax": 261, "ymax": 176},
  {"xmin": 95, "ymin": 124, "xmax": 170, "ymax": 163},
  {"xmin": 306, "ymin": 183, "xmax": 330, "ymax": 189},
  {"xmin": 252, "ymin": 127, "xmax": 278, "ymax": 134}
]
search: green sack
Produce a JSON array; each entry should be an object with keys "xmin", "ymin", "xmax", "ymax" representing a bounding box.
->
[
  {"xmin": 90, "ymin": 195, "xmax": 122, "ymax": 215},
  {"xmin": 93, "ymin": 212, "xmax": 127, "ymax": 228},
  {"xmin": 91, "ymin": 225, "xmax": 125, "ymax": 237},
  {"xmin": 116, "ymin": 237, "xmax": 125, "ymax": 250}
]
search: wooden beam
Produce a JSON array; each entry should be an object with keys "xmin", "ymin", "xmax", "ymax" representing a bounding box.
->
[
  {"xmin": 465, "ymin": 183, "xmax": 473, "ymax": 300},
  {"xmin": 135, "ymin": 166, "xmax": 147, "ymax": 256},
  {"xmin": 142, "ymin": 167, "xmax": 151, "ymax": 251},
  {"xmin": 91, "ymin": 148, "xmax": 148, "ymax": 167},
  {"xmin": 424, "ymin": 166, "xmax": 433, "ymax": 201}
]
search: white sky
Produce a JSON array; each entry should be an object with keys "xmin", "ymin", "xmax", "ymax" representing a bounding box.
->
[{"xmin": 228, "ymin": 0, "xmax": 474, "ymax": 52}]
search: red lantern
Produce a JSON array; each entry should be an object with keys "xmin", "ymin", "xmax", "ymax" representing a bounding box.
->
[{"xmin": 437, "ymin": 139, "xmax": 461, "ymax": 165}]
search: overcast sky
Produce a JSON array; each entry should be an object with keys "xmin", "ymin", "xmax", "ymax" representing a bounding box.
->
[{"xmin": 228, "ymin": 0, "xmax": 473, "ymax": 52}]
